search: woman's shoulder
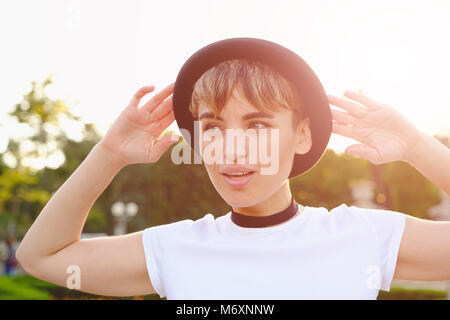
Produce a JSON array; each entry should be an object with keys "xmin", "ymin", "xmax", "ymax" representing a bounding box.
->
[
  {"xmin": 299, "ymin": 203, "xmax": 377, "ymax": 234},
  {"xmin": 306, "ymin": 203, "xmax": 406, "ymax": 238},
  {"xmin": 142, "ymin": 212, "xmax": 225, "ymax": 238}
]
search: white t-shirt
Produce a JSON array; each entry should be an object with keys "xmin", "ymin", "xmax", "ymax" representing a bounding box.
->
[{"xmin": 141, "ymin": 203, "xmax": 406, "ymax": 300}]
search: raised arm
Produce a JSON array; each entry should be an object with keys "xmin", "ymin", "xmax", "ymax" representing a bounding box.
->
[
  {"xmin": 327, "ymin": 90, "xmax": 450, "ymax": 282},
  {"xmin": 402, "ymin": 130, "xmax": 450, "ymax": 196},
  {"xmin": 16, "ymin": 83, "xmax": 181, "ymax": 296}
]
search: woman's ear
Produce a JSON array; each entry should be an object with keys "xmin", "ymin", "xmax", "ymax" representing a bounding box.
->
[{"xmin": 294, "ymin": 117, "xmax": 312, "ymax": 155}]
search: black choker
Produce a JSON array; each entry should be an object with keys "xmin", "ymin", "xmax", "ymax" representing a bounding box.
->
[{"xmin": 231, "ymin": 197, "xmax": 299, "ymax": 228}]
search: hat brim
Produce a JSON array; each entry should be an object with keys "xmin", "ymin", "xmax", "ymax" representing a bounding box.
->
[{"xmin": 173, "ymin": 37, "xmax": 332, "ymax": 178}]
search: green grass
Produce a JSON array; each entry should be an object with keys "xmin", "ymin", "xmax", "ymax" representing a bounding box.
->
[
  {"xmin": 377, "ymin": 287, "xmax": 447, "ymax": 300},
  {"xmin": 0, "ymin": 276, "xmax": 52, "ymax": 300},
  {"xmin": 0, "ymin": 275, "xmax": 447, "ymax": 300},
  {"xmin": 0, "ymin": 275, "xmax": 161, "ymax": 300}
]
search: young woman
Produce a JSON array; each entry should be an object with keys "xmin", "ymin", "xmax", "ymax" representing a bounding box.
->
[{"xmin": 16, "ymin": 40, "xmax": 450, "ymax": 300}]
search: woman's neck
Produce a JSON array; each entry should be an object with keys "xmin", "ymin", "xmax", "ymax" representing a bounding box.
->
[{"xmin": 231, "ymin": 180, "xmax": 295, "ymax": 217}]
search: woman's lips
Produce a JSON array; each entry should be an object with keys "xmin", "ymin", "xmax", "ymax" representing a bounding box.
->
[{"xmin": 221, "ymin": 172, "xmax": 255, "ymax": 189}]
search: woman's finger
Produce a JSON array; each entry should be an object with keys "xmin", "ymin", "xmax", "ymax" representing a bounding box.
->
[
  {"xmin": 155, "ymin": 109, "xmax": 176, "ymax": 137},
  {"xmin": 327, "ymin": 94, "xmax": 368, "ymax": 118},
  {"xmin": 331, "ymin": 109, "xmax": 359, "ymax": 126},
  {"xmin": 343, "ymin": 91, "xmax": 383, "ymax": 111},
  {"xmin": 148, "ymin": 96, "xmax": 173, "ymax": 123},
  {"xmin": 128, "ymin": 86, "xmax": 155, "ymax": 108},
  {"xmin": 146, "ymin": 109, "xmax": 176, "ymax": 137},
  {"xmin": 147, "ymin": 133, "xmax": 181, "ymax": 163},
  {"xmin": 332, "ymin": 120, "xmax": 364, "ymax": 141},
  {"xmin": 140, "ymin": 82, "xmax": 175, "ymax": 113},
  {"xmin": 345, "ymin": 143, "xmax": 382, "ymax": 164}
]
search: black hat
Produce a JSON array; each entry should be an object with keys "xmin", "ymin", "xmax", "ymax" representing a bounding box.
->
[{"xmin": 172, "ymin": 37, "xmax": 332, "ymax": 178}]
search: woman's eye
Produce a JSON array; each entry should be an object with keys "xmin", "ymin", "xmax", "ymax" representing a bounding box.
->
[
  {"xmin": 203, "ymin": 124, "xmax": 222, "ymax": 132},
  {"xmin": 249, "ymin": 121, "xmax": 269, "ymax": 129}
]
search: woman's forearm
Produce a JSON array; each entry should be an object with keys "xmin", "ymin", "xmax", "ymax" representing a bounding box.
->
[
  {"xmin": 404, "ymin": 130, "xmax": 450, "ymax": 195},
  {"xmin": 16, "ymin": 141, "xmax": 126, "ymax": 265}
]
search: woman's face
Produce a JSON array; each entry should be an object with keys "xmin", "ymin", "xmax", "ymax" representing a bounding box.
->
[{"xmin": 196, "ymin": 89, "xmax": 311, "ymax": 208}]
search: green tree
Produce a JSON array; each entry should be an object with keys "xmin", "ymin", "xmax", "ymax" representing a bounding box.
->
[
  {"xmin": 289, "ymin": 149, "xmax": 372, "ymax": 210},
  {"xmin": 0, "ymin": 76, "xmax": 104, "ymax": 237}
]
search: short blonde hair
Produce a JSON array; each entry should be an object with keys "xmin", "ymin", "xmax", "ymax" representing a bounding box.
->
[{"xmin": 188, "ymin": 59, "xmax": 307, "ymax": 128}]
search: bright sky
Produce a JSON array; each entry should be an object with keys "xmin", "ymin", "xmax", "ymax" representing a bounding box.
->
[{"xmin": 1, "ymin": 0, "xmax": 449, "ymax": 165}]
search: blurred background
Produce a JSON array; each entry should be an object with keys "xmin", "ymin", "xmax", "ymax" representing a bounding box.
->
[{"xmin": 0, "ymin": 0, "xmax": 449, "ymax": 300}]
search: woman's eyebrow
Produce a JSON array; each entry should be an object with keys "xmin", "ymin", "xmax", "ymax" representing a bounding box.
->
[
  {"xmin": 199, "ymin": 112, "xmax": 223, "ymax": 121},
  {"xmin": 242, "ymin": 112, "xmax": 274, "ymax": 121}
]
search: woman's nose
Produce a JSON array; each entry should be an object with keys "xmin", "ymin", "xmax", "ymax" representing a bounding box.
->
[{"xmin": 223, "ymin": 129, "xmax": 256, "ymax": 164}]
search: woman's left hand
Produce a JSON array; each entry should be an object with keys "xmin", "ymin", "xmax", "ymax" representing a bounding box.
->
[{"xmin": 327, "ymin": 90, "xmax": 422, "ymax": 164}]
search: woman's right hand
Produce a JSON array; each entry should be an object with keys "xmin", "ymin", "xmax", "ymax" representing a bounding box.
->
[{"xmin": 99, "ymin": 83, "xmax": 182, "ymax": 167}]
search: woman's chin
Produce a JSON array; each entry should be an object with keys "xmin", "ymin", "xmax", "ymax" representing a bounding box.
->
[
  {"xmin": 212, "ymin": 176, "xmax": 276, "ymax": 208},
  {"xmin": 220, "ymin": 193, "xmax": 260, "ymax": 209}
]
